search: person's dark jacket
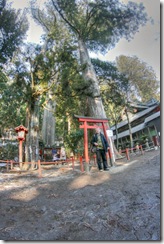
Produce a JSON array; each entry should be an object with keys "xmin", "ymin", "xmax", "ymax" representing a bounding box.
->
[{"xmin": 91, "ymin": 132, "xmax": 109, "ymax": 152}]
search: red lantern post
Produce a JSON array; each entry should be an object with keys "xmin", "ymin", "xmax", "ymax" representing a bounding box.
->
[{"xmin": 15, "ymin": 125, "xmax": 28, "ymax": 168}]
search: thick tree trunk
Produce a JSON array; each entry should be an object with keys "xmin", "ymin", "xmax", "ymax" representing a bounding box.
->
[
  {"xmin": 78, "ymin": 38, "xmax": 121, "ymax": 161},
  {"xmin": 24, "ymin": 106, "xmax": 30, "ymax": 169},
  {"xmin": 78, "ymin": 38, "xmax": 106, "ymax": 118},
  {"xmin": 30, "ymin": 101, "xmax": 40, "ymax": 164},
  {"xmin": 42, "ymin": 100, "xmax": 56, "ymax": 147},
  {"xmin": 115, "ymin": 121, "xmax": 119, "ymax": 149},
  {"xmin": 125, "ymin": 108, "xmax": 134, "ymax": 151},
  {"xmin": 26, "ymin": 99, "xmax": 40, "ymax": 169},
  {"xmin": 23, "ymin": 99, "xmax": 40, "ymax": 169}
]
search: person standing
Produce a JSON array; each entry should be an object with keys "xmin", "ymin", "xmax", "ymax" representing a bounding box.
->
[{"xmin": 91, "ymin": 127, "xmax": 110, "ymax": 171}]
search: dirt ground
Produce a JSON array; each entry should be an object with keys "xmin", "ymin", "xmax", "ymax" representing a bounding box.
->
[{"xmin": 0, "ymin": 148, "xmax": 160, "ymax": 241}]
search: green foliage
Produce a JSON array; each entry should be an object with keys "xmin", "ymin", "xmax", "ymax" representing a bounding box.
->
[
  {"xmin": 54, "ymin": 44, "xmax": 94, "ymax": 129},
  {"xmin": 64, "ymin": 129, "xmax": 84, "ymax": 155},
  {"xmin": 116, "ymin": 55, "xmax": 160, "ymax": 102},
  {"xmin": 49, "ymin": 0, "xmax": 148, "ymax": 53},
  {"xmin": 0, "ymin": 70, "xmax": 8, "ymax": 92},
  {"xmin": 0, "ymin": 143, "xmax": 18, "ymax": 159},
  {"xmin": 0, "ymin": 41, "xmax": 61, "ymax": 133},
  {"xmin": 0, "ymin": 1, "xmax": 29, "ymax": 132},
  {"xmin": 0, "ymin": 79, "xmax": 27, "ymax": 129},
  {"xmin": 0, "ymin": 0, "xmax": 28, "ymax": 65},
  {"xmin": 92, "ymin": 58, "xmax": 128, "ymax": 124},
  {"xmin": 92, "ymin": 58, "xmax": 129, "ymax": 101}
]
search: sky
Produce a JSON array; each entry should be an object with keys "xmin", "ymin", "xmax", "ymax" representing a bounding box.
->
[
  {"xmin": 8, "ymin": 0, "xmax": 160, "ymax": 81},
  {"xmin": 94, "ymin": 0, "xmax": 160, "ymax": 81}
]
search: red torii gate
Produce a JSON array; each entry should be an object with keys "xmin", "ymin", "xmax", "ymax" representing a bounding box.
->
[{"xmin": 74, "ymin": 115, "xmax": 112, "ymax": 167}]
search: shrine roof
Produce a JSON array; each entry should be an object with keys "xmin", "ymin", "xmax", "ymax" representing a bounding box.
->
[
  {"xmin": 15, "ymin": 125, "xmax": 28, "ymax": 132},
  {"xmin": 111, "ymin": 104, "xmax": 159, "ymax": 130}
]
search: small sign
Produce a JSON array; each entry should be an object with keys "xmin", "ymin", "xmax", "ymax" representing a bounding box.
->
[{"xmin": 106, "ymin": 129, "xmax": 113, "ymax": 137}]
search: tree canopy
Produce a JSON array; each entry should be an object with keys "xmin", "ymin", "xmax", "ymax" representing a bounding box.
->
[
  {"xmin": 45, "ymin": 0, "xmax": 148, "ymax": 52},
  {"xmin": 0, "ymin": 0, "xmax": 28, "ymax": 65},
  {"xmin": 116, "ymin": 55, "xmax": 160, "ymax": 102}
]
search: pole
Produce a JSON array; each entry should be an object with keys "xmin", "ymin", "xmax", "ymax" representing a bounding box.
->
[
  {"xmin": 84, "ymin": 121, "xmax": 89, "ymax": 162},
  {"xmin": 84, "ymin": 121, "xmax": 89, "ymax": 172},
  {"xmin": 19, "ymin": 140, "xmax": 23, "ymax": 169}
]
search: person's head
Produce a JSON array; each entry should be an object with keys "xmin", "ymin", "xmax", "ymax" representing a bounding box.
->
[{"xmin": 95, "ymin": 127, "xmax": 101, "ymax": 134}]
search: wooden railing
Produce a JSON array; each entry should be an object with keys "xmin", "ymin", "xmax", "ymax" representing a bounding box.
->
[{"xmin": 0, "ymin": 158, "xmax": 75, "ymax": 178}]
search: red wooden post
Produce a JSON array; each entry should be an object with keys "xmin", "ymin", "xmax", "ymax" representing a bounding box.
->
[
  {"xmin": 84, "ymin": 121, "xmax": 89, "ymax": 163},
  {"xmin": 83, "ymin": 121, "xmax": 90, "ymax": 172},
  {"xmin": 19, "ymin": 140, "xmax": 23, "ymax": 168},
  {"xmin": 126, "ymin": 148, "xmax": 130, "ymax": 160},
  {"xmin": 102, "ymin": 121, "xmax": 108, "ymax": 139}
]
